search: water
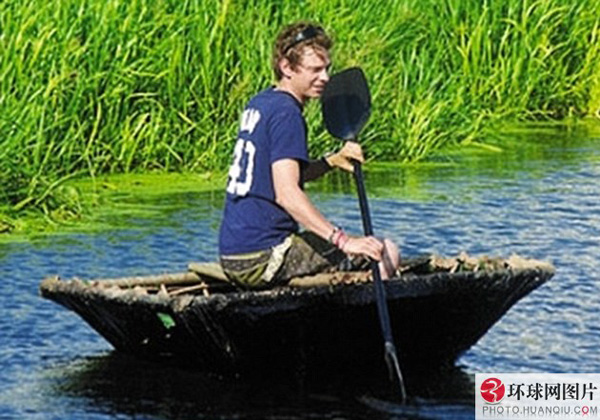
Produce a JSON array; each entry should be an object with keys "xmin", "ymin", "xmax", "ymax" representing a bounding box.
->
[{"xmin": 1, "ymin": 125, "xmax": 600, "ymax": 419}]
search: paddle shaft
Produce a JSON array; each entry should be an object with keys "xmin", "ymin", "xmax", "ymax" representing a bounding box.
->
[
  {"xmin": 320, "ymin": 66, "xmax": 405, "ymax": 400},
  {"xmin": 352, "ymin": 160, "xmax": 407, "ymax": 402}
]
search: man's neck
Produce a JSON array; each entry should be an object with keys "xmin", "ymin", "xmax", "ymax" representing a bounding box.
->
[{"xmin": 275, "ymin": 80, "xmax": 306, "ymax": 107}]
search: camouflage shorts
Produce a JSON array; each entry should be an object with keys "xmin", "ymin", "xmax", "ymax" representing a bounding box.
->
[{"xmin": 220, "ymin": 231, "xmax": 367, "ymax": 290}]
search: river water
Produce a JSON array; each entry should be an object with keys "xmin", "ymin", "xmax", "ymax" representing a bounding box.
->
[{"xmin": 1, "ymin": 125, "xmax": 599, "ymax": 419}]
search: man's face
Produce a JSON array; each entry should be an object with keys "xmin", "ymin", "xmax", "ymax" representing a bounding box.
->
[{"xmin": 288, "ymin": 47, "xmax": 331, "ymax": 101}]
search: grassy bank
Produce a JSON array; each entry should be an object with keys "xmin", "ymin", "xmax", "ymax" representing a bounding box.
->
[
  {"xmin": 1, "ymin": 0, "xmax": 599, "ymax": 230},
  {"xmin": 0, "ymin": 171, "xmax": 225, "ymax": 239}
]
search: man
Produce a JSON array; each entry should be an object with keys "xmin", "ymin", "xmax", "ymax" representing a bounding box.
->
[{"xmin": 218, "ymin": 22, "xmax": 399, "ymax": 289}]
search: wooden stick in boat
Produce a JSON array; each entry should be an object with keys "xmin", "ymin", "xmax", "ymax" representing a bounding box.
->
[
  {"xmin": 91, "ymin": 262, "xmax": 233, "ymax": 288},
  {"xmin": 92, "ymin": 272, "xmax": 204, "ymax": 288}
]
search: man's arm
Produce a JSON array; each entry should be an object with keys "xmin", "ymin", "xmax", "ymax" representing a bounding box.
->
[
  {"xmin": 273, "ymin": 158, "xmax": 384, "ymax": 261},
  {"xmin": 301, "ymin": 158, "xmax": 331, "ymax": 182}
]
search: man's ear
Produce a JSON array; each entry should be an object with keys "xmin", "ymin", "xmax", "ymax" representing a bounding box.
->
[{"xmin": 279, "ymin": 58, "xmax": 294, "ymax": 79}]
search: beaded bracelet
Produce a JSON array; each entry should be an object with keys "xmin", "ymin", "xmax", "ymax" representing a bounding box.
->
[
  {"xmin": 336, "ymin": 232, "xmax": 349, "ymax": 251},
  {"xmin": 328, "ymin": 226, "xmax": 342, "ymax": 244},
  {"xmin": 333, "ymin": 230, "xmax": 345, "ymax": 246}
]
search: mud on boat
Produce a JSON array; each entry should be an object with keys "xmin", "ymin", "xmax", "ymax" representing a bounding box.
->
[{"xmin": 40, "ymin": 253, "xmax": 554, "ymax": 375}]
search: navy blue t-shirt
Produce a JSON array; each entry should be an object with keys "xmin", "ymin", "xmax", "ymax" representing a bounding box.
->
[{"xmin": 218, "ymin": 88, "xmax": 308, "ymax": 255}]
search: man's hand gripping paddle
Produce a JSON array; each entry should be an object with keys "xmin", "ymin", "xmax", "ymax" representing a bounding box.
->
[{"xmin": 321, "ymin": 67, "xmax": 407, "ymax": 402}]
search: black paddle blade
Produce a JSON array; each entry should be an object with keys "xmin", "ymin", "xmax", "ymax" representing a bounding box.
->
[{"xmin": 321, "ymin": 67, "xmax": 371, "ymax": 141}]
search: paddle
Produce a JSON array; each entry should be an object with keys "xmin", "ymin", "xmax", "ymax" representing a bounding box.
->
[{"xmin": 321, "ymin": 67, "xmax": 407, "ymax": 402}]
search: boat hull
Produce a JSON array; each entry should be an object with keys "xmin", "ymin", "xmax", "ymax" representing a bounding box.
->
[{"xmin": 40, "ymin": 259, "xmax": 553, "ymax": 375}]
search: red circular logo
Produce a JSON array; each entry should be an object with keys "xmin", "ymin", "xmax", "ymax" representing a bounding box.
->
[{"xmin": 480, "ymin": 377, "xmax": 506, "ymax": 403}]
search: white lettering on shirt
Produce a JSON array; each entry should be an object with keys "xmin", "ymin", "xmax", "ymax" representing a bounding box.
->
[{"xmin": 240, "ymin": 108, "xmax": 261, "ymax": 134}]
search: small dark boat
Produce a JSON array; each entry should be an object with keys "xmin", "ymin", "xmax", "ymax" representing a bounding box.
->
[{"xmin": 40, "ymin": 253, "xmax": 554, "ymax": 375}]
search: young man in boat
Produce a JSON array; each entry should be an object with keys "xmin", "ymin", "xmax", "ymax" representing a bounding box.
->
[{"xmin": 218, "ymin": 22, "xmax": 399, "ymax": 289}]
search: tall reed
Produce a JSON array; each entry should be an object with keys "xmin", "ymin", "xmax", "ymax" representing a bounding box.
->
[{"xmin": 1, "ymin": 0, "xmax": 599, "ymax": 223}]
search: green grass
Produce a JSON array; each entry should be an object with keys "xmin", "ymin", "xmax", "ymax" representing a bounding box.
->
[
  {"xmin": 0, "ymin": 171, "xmax": 225, "ymax": 240},
  {"xmin": 1, "ymin": 0, "xmax": 599, "ymax": 230}
]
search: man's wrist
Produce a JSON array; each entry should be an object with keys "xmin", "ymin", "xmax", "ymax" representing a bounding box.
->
[
  {"xmin": 328, "ymin": 225, "xmax": 349, "ymax": 250},
  {"xmin": 322, "ymin": 153, "xmax": 335, "ymax": 169}
]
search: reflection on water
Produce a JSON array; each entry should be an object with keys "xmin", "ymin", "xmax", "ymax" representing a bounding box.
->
[
  {"xmin": 1, "ymin": 124, "xmax": 600, "ymax": 419},
  {"xmin": 44, "ymin": 353, "xmax": 474, "ymax": 420}
]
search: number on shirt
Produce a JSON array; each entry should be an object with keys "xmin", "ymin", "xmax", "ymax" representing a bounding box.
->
[{"xmin": 226, "ymin": 139, "xmax": 256, "ymax": 196}]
